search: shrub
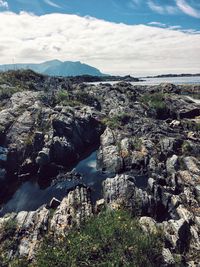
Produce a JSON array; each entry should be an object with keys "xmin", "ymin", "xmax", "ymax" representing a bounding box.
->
[{"xmin": 36, "ymin": 210, "xmax": 163, "ymax": 267}]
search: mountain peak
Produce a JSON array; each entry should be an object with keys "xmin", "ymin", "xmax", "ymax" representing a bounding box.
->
[{"xmin": 46, "ymin": 59, "xmax": 63, "ymax": 64}]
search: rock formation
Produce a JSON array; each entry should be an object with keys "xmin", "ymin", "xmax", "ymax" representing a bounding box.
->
[{"xmin": 0, "ymin": 70, "xmax": 199, "ymax": 266}]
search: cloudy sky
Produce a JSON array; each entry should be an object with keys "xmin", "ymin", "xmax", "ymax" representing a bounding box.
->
[{"xmin": 0, "ymin": 0, "xmax": 200, "ymax": 76}]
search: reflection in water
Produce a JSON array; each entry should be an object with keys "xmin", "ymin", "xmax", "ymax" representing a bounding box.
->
[{"xmin": 0, "ymin": 151, "xmax": 108, "ymax": 216}]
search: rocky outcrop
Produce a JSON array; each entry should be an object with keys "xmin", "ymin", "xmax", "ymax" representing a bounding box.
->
[
  {"xmin": 50, "ymin": 186, "xmax": 92, "ymax": 235},
  {"xmin": 0, "ymin": 71, "xmax": 200, "ymax": 266},
  {"xmin": 0, "ymin": 79, "xmax": 104, "ymax": 203},
  {"xmin": 0, "ymin": 185, "xmax": 92, "ymax": 259}
]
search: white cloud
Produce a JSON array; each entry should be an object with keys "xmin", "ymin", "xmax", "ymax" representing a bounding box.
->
[
  {"xmin": 176, "ymin": 0, "xmax": 200, "ymax": 18},
  {"xmin": 147, "ymin": 0, "xmax": 177, "ymax": 14},
  {"xmin": 148, "ymin": 22, "xmax": 183, "ymax": 31},
  {"xmin": 43, "ymin": 0, "xmax": 61, "ymax": 8},
  {"xmin": 148, "ymin": 21, "xmax": 167, "ymax": 27},
  {"xmin": 0, "ymin": 12, "xmax": 200, "ymax": 76},
  {"xmin": 0, "ymin": 0, "xmax": 8, "ymax": 9},
  {"xmin": 168, "ymin": 25, "xmax": 182, "ymax": 30},
  {"xmin": 165, "ymin": 5, "xmax": 177, "ymax": 14},
  {"xmin": 147, "ymin": 0, "xmax": 164, "ymax": 13}
]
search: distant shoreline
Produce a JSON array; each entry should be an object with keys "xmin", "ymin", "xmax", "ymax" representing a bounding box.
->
[{"xmin": 144, "ymin": 73, "xmax": 200, "ymax": 78}]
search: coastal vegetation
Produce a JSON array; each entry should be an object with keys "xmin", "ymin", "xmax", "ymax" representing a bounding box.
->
[
  {"xmin": 0, "ymin": 210, "xmax": 162, "ymax": 267},
  {"xmin": 36, "ymin": 210, "xmax": 162, "ymax": 267},
  {"xmin": 101, "ymin": 113, "xmax": 132, "ymax": 129},
  {"xmin": 140, "ymin": 93, "xmax": 168, "ymax": 113}
]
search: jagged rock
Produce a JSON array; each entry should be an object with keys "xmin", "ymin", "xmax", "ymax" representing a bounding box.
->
[
  {"xmin": 183, "ymin": 157, "xmax": 200, "ymax": 175},
  {"xmin": 95, "ymin": 199, "xmax": 106, "ymax": 213},
  {"xmin": 147, "ymin": 177, "xmax": 155, "ymax": 190},
  {"xmin": 49, "ymin": 197, "xmax": 61, "ymax": 209},
  {"xmin": 169, "ymin": 120, "xmax": 181, "ymax": 128},
  {"xmin": 161, "ymin": 219, "xmax": 191, "ymax": 253},
  {"xmin": 195, "ymin": 185, "xmax": 200, "ymax": 202},
  {"xmin": 97, "ymin": 128, "xmax": 123, "ymax": 173},
  {"xmin": 131, "ymin": 151, "xmax": 149, "ymax": 174},
  {"xmin": 0, "ymin": 73, "xmax": 200, "ymax": 266},
  {"xmin": 99, "ymin": 127, "xmax": 115, "ymax": 148},
  {"xmin": 160, "ymin": 83, "xmax": 178, "ymax": 94},
  {"xmin": 103, "ymin": 174, "xmax": 152, "ymax": 216},
  {"xmin": 2, "ymin": 206, "xmax": 50, "ymax": 259},
  {"xmin": 50, "ymin": 186, "xmax": 92, "ymax": 235},
  {"xmin": 97, "ymin": 145, "xmax": 123, "ymax": 173},
  {"xmin": 0, "ymin": 186, "xmax": 93, "ymax": 259},
  {"xmin": 103, "ymin": 174, "xmax": 134, "ymax": 206},
  {"xmin": 139, "ymin": 216, "xmax": 157, "ymax": 234},
  {"xmin": 161, "ymin": 248, "xmax": 175, "ymax": 266},
  {"xmin": 166, "ymin": 155, "xmax": 179, "ymax": 175},
  {"xmin": 160, "ymin": 138, "xmax": 181, "ymax": 157},
  {"xmin": 49, "ymin": 113, "xmax": 102, "ymax": 167}
]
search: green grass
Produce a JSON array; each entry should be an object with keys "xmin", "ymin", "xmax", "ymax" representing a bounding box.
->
[
  {"xmin": 56, "ymin": 89, "xmax": 70, "ymax": 104},
  {"xmin": 36, "ymin": 210, "xmax": 163, "ymax": 267},
  {"xmin": 140, "ymin": 93, "xmax": 168, "ymax": 115},
  {"xmin": 75, "ymin": 91, "xmax": 100, "ymax": 109},
  {"xmin": 1, "ymin": 219, "xmax": 17, "ymax": 240},
  {"xmin": 181, "ymin": 141, "xmax": 192, "ymax": 155},
  {"xmin": 40, "ymin": 89, "xmax": 100, "ymax": 109},
  {"xmin": 102, "ymin": 113, "xmax": 131, "ymax": 129},
  {"xmin": 0, "ymin": 219, "xmax": 18, "ymax": 266},
  {"xmin": 183, "ymin": 120, "xmax": 200, "ymax": 132},
  {"xmin": 0, "ymin": 86, "xmax": 23, "ymax": 100},
  {"xmin": 55, "ymin": 89, "xmax": 100, "ymax": 108},
  {"xmin": 130, "ymin": 137, "xmax": 143, "ymax": 151}
]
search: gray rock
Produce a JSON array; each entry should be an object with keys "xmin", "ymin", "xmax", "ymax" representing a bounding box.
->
[
  {"xmin": 139, "ymin": 216, "xmax": 157, "ymax": 234},
  {"xmin": 50, "ymin": 186, "xmax": 92, "ymax": 235},
  {"xmin": 183, "ymin": 157, "xmax": 200, "ymax": 175},
  {"xmin": 166, "ymin": 155, "xmax": 179, "ymax": 175},
  {"xmin": 161, "ymin": 248, "xmax": 175, "ymax": 266}
]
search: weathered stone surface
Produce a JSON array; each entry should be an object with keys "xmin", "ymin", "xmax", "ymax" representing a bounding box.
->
[
  {"xmin": 50, "ymin": 186, "xmax": 93, "ymax": 235},
  {"xmin": 0, "ymin": 186, "xmax": 93, "ymax": 259},
  {"xmin": 183, "ymin": 157, "xmax": 200, "ymax": 175},
  {"xmin": 0, "ymin": 72, "xmax": 200, "ymax": 266},
  {"xmin": 166, "ymin": 155, "xmax": 179, "ymax": 175}
]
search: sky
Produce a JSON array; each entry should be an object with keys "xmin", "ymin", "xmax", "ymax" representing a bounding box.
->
[{"xmin": 0, "ymin": 0, "xmax": 200, "ymax": 76}]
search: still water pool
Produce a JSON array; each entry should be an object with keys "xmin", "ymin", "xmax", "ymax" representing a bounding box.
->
[{"xmin": 0, "ymin": 151, "xmax": 108, "ymax": 216}]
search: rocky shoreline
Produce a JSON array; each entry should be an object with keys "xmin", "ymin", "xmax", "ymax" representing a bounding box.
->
[{"xmin": 0, "ymin": 70, "xmax": 200, "ymax": 266}]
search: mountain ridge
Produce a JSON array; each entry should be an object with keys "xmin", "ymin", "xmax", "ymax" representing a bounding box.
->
[{"xmin": 0, "ymin": 60, "xmax": 105, "ymax": 77}]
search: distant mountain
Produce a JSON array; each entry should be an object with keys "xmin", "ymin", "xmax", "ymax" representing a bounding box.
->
[
  {"xmin": 145, "ymin": 73, "xmax": 200, "ymax": 78},
  {"xmin": 0, "ymin": 60, "xmax": 105, "ymax": 77}
]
